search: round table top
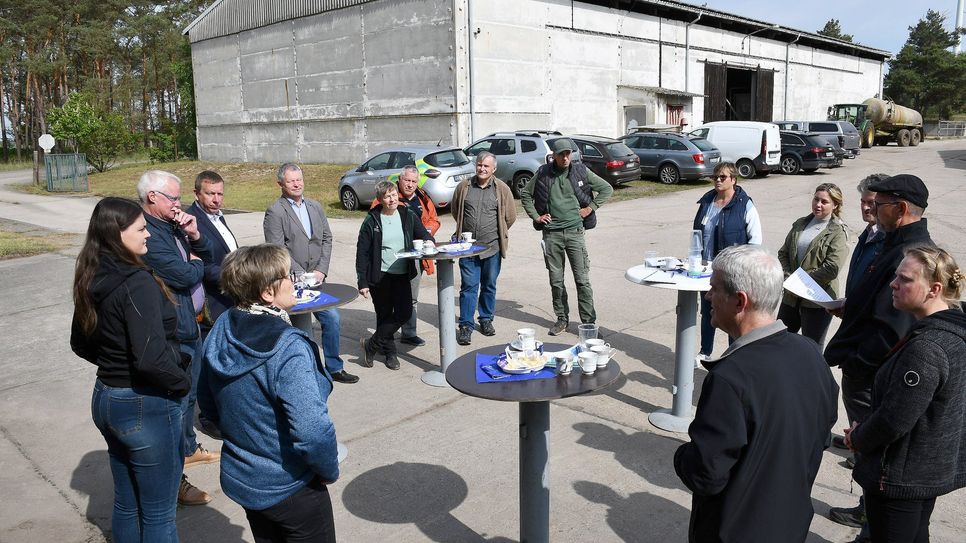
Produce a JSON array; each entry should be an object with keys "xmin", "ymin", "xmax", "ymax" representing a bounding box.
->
[
  {"xmin": 289, "ymin": 282, "xmax": 360, "ymax": 315},
  {"xmin": 397, "ymin": 242, "xmax": 492, "ymax": 261},
  {"xmin": 625, "ymin": 264, "xmax": 710, "ymax": 292},
  {"xmin": 445, "ymin": 342, "xmax": 621, "ymax": 403}
]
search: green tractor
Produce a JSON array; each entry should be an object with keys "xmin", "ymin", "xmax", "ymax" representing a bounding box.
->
[
  {"xmin": 828, "ymin": 103, "xmax": 875, "ymax": 148},
  {"xmin": 828, "ymin": 98, "xmax": 924, "ymax": 148}
]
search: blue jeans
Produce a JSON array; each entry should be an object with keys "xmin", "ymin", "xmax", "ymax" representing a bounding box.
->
[
  {"xmin": 313, "ymin": 309, "xmax": 345, "ymax": 374},
  {"xmin": 92, "ymin": 380, "xmax": 184, "ymax": 542},
  {"xmin": 179, "ymin": 339, "xmax": 201, "ymax": 457},
  {"xmin": 459, "ymin": 253, "xmax": 502, "ymax": 327}
]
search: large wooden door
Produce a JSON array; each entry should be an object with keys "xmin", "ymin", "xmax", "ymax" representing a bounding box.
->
[
  {"xmin": 703, "ymin": 63, "xmax": 727, "ymax": 122},
  {"xmin": 754, "ymin": 67, "xmax": 774, "ymax": 122}
]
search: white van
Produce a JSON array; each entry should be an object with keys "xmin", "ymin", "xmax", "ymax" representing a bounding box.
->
[{"xmin": 688, "ymin": 121, "xmax": 781, "ymax": 178}]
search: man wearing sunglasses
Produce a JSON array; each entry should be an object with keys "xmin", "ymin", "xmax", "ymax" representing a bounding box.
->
[{"xmin": 824, "ymin": 174, "xmax": 935, "ymax": 542}]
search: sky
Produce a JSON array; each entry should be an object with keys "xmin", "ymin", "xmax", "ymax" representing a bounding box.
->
[{"xmin": 680, "ymin": 0, "xmax": 964, "ymax": 56}]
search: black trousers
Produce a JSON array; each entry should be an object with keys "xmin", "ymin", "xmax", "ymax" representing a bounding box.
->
[
  {"xmin": 865, "ymin": 489, "xmax": 936, "ymax": 543},
  {"xmin": 369, "ymin": 272, "xmax": 413, "ymax": 356},
  {"xmin": 244, "ymin": 478, "xmax": 336, "ymax": 543},
  {"xmin": 778, "ymin": 300, "xmax": 833, "ymax": 346}
]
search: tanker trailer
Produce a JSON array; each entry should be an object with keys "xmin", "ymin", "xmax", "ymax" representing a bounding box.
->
[{"xmin": 827, "ymin": 98, "xmax": 924, "ymax": 148}]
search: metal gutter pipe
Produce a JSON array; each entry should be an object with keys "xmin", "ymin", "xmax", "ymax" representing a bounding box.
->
[
  {"xmin": 685, "ymin": 11, "xmax": 702, "ymax": 93},
  {"xmin": 784, "ymin": 33, "xmax": 801, "ymax": 119}
]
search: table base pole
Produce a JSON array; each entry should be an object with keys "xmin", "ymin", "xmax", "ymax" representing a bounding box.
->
[
  {"xmin": 520, "ymin": 401, "xmax": 550, "ymax": 543},
  {"xmin": 420, "ymin": 370, "xmax": 450, "ymax": 388},
  {"xmin": 648, "ymin": 408, "xmax": 693, "ymax": 433}
]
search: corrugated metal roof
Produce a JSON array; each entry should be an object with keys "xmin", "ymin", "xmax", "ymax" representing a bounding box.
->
[
  {"xmin": 184, "ymin": 0, "xmax": 376, "ymax": 42},
  {"xmin": 619, "ymin": 85, "xmax": 705, "ymax": 98}
]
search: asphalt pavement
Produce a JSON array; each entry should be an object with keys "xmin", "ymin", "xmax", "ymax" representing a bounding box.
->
[{"xmin": 1, "ymin": 140, "xmax": 964, "ymax": 542}]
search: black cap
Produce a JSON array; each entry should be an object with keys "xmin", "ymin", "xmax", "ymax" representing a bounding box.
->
[{"xmin": 868, "ymin": 174, "xmax": 929, "ymax": 209}]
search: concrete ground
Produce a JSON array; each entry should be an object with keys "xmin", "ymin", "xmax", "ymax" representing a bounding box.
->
[{"xmin": 1, "ymin": 140, "xmax": 964, "ymax": 542}]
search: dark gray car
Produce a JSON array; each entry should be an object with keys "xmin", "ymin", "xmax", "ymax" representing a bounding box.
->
[{"xmin": 619, "ymin": 132, "xmax": 722, "ymax": 184}]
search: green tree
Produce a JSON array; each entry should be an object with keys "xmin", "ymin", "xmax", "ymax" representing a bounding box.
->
[
  {"xmin": 49, "ymin": 92, "xmax": 137, "ymax": 172},
  {"xmin": 817, "ymin": 19, "xmax": 853, "ymax": 42},
  {"xmin": 884, "ymin": 10, "xmax": 966, "ymax": 119}
]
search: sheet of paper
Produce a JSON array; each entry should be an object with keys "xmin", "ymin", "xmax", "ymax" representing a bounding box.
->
[
  {"xmin": 637, "ymin": 267, "xmax": 677, "ymax": 284},
  {"xmin": 783, "ymin": 268, "xmax": 846, "ymax": 309}
]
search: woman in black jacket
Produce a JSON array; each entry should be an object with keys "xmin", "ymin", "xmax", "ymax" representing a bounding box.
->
[
  {"xmin": 356, "ymin": 180, "xmax": 432, "ymax": 370},
  {"xmin": 70, "ymin": 197, "xmax": 190, "ymax": 542},
  {"xmin": 846, "ymin": 245, "xmax": 966, "ymax": 542}
]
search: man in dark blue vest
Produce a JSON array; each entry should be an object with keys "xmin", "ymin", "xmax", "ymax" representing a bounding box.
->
[{"xmin": 521, "ymin": 139, "xmax": 613, "ymax": 335}]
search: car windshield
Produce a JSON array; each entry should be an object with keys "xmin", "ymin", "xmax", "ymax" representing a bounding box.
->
[
  {"xmin": 690, "ymin": 138, "xmax": 714, "ymax": 151},
  {"xmin": 424, "ymin": 149, "xmax": 470, "ymax": 168},
  {"xmin": 606, "ymin": 142, "xmax": 634, "ymax": 156}
]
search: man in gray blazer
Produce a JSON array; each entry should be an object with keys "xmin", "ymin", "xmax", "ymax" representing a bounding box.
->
[{"xmin": 264, "ymin": 163, "xmax": 359, "ymax": 384}]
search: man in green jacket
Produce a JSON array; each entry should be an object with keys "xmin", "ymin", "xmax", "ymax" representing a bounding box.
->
[{"xmin": 521, "ymin": 139, "xmax": 613, "ymax": 335}]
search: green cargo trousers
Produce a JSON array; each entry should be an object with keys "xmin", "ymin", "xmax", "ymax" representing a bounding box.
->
[{"xmin": 542, "ymin": 227, "xmax": 596, "ymax": 324}]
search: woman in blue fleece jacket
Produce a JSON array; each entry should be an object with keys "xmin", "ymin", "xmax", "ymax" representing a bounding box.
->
[{"xmin": 199, "ymin": 244, "xmax": 339, "ymax": 542}]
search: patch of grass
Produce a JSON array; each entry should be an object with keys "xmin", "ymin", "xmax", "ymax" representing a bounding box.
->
[
  {"xmin": 21, "ymin": 160, "xmax": 362, "ymax": 218},
  {"xmin": 607, "ymin": 178, "xmax": 710, "ymax": 203},
  {"xmin": 0, "ymin": 159, "xmax": 34, "ymax": 172},
  {"xmin": 0, "ymin": 230, "xmax": 68, "ymax": 259}
]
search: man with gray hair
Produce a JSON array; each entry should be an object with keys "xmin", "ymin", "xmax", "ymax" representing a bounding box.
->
[
  {"xmin": 264, "ymin": 163, "xmax": 358, "ymax": 384},
  {"xmin": 674, "ymin": 245, "xmax": 838, "ymax": 543},
  {"xmin": 139, "ymin": 170, "xmax": 219, "ymax": 506}
]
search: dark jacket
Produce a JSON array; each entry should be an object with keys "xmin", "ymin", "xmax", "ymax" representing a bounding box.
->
[
  {"xmin": 692, "ymin": 186, "xmax": 753, "ymax": 258},
  {"xmin": 845, "ymin": 224, "xmax": 885, "ymax": 297},
  {"xmin": 370, "ymin": 188, "xmax": 440, "ymax": 274},
  {"xmin": 185, "ymin": 202, "xmax": 236, "ymax": 326},
  {"xmin": 674, "ymin": 323, "xmax": 839, "ymax": 543},
  {"xmin": 355, "ymin": 206, "xmax": 433, "ymax": 290},
  {"xmin": 852, "ymin": 308, "xmax": 966, "ymax": 499},
  {"xmin": 143, "ymin": 213, "xmax": 214, "ymax": 343},
  {"xmin": 198, "ymin": 309, "xmax": 338, "ymax": 510},
  {"xmin": 825, "ymin": 219, "xmax": 934, "ymax": 380},
  {"xmin": 530, "ymin": 162, "xmax": 597, "ymax": 230},
  {"xmin": 70, "ymin": 254, "xmax": 190, "ymax": 396},
  {"xmin": 777, "ymin": 215, "xmax": 849, "ymax": 309}
]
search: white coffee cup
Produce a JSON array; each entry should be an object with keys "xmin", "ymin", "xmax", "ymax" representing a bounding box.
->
[
  {"xmin": 460, "ymin": 232, "xmax": 473, "ymax": 242},
  {"xmin": 517, "ymin": 328, "xmax": 536, "ymax": 351},
  {"xmin": 585, "ymin": 339, "xmax": 608, "ymax": 350},
  {"xmin": 413, "ymin": 239, "xmax": 424, "ymax": 251},
  {"xmin": 591, "ymin": 345, "xmax": 614, "ymax": 368},
  {"xmin": 556, "ymin": 355, "xmax": 573, "ymax": 376},
  {"xmin": 577, "ymin": 352, "xmax": 597, "ymax": 374},
  {"xmin": 423, "ymin": 240, "xmax": 437, "ymax": 254}
]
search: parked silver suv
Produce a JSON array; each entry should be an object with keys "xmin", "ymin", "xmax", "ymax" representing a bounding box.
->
[
  {"xmin": 464, "ymin": 131, "xmax": 579, "ymax": 197},
  {"xmin": 775, "ymin": 120, "xmax": 861, "ymax": 158}
]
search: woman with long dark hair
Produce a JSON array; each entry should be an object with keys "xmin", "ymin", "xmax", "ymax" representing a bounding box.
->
[
  {"xmin": 846, "ymin": 246, "xmax": 966, "ymax": 542},
  {"xmin": 70, "ymin": 197, "xmax": 190, "ymax": 542},
  {"xmin": 777, "ymin": 183, "xmax": 849, "ymax": 345}
]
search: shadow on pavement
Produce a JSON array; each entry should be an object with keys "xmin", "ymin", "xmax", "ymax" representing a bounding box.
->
[
  {"xmin": 937, "ymin": 149, "xmax": 966, "ymax": 171},
  {"xmin": 70, "ymin": 449, "xmax": 245, "ymax": 542},
  {"xmin": 574, "ymin": 480, "xmax": 690, "ymax": 541},
  {"xmin": 572, "ymin": 421, "xmax": 686, "ymax": 490},
  {"xmin": 341, "ymin": 461, "xmax": 513, "ymax": 542}
]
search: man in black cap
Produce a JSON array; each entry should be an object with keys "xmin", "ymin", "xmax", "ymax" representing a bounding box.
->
[
  {"xmin": 521, "ymin": 139, "xmax": 613, "ymax": 335},
  {"xmin": 824, "ymin": 174, "xmax": 934, "ymax": 538}
]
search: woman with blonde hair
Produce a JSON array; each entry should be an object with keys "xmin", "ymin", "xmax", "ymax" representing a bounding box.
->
[
  {"xmin": 846, "ymin": 246, "xmax": 966, "ymax": 542},
  {"xmin": 777, "ymin": 183, "xmax": 849, "ymax": 345}
]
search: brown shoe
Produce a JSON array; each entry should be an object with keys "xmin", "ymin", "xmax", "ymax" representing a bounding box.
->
[
  {"xmin": 178, "ymin": 475, "xmax": 211, "ymax": 506},
  {"xmin": 184, "ymin": 444, "xmax": 221, "ymax": 468}
]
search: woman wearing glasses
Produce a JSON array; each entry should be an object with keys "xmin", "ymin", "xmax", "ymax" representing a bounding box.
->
[
  {"xmin": 692, "ymin": 162, "xmax": 763, "ymax": 361},
  {"xmin": 846, "ymin": 246, "xmax": 966, "ymax": 542},
  {"xmin": 71, "ymin": 197, "xmax": 190, "ymax": 542},
  {"xmin": 777, "ymin": 183, "xmax": 849, "ymax": 345},
  {"xmin": 198, "ymin": 244, "xmax": 339, "ymax": 542}
]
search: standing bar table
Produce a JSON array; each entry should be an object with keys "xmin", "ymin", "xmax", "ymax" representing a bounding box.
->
[
  {"xmin": 289, "ymin": 282, "xmax": 360, "ymax": 462},
  {"xmin": 397, "ymin": 243, "xmax": 490, "ymax": 387},
  {"xmin": 445, "ymin": 343, "xmax": 621, "ymax": 543},
  {"xmin": 625, "ymin": 264, "xmax": 710, "ymax": 433}
]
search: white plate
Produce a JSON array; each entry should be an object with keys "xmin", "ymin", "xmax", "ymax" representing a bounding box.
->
[
  {"xmin": 508, "ymin": 339, "xmax": 544, "ymax": 351},
  {"xmin": 438, "ymin": 242, "xmax": 472, "ymax": 253},
  {"xmin": 498, "ymin": 352, "xmax": 549, "ymax": 374}
]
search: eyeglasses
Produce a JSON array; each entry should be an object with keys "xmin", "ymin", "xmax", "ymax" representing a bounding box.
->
[
  {"xmin": 712, "ymin": 175, "xmax": 733, "ymax": 181},
  {"xmin": 153, "ymin": 190, "xmax": 181, "ymax": 203},
  {"xmin": 871, "ymin": 200, "xmax": 900, "ymax": 211}
]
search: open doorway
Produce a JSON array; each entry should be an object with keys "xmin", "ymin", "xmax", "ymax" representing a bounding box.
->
[{"xmin": 703, "ymin": 63, "xmax": 774, "ymax": 122}]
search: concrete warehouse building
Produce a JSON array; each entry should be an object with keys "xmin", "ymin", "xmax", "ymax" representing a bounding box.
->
[{"xmin": 185, "ymin": 0, "xmax": 890, "ymax": 164}]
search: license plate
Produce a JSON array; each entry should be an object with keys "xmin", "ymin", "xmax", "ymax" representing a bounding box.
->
[
  {"xmin": 711, "ymin": 157, "xmax": 720, "ymax": 163},
  {"xmin": 825, "ymin": 152, "xmax": 833, "ymax": 157}
]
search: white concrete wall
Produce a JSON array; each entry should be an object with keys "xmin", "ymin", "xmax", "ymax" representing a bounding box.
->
[{"xmin": 193, "ymin": 0, "xmax": 460, "ymax": 164}]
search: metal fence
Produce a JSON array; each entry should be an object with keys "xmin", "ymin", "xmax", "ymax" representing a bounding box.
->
[
  {"xmin": 938, "ymin": 121, "xmax": 966, "ymax": 138},
  {"xmin": 45, "ymin": 153, "xmax": 89, "ymax": 192}
]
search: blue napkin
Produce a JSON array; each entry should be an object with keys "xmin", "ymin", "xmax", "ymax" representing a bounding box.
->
[
  {"xmin": 444, "ymin": 244, "xmax": 486, "ymax": 257},
  {"xmin": 291, "ymin": 291, "xmax": 339, "ymax": 312},
  {"xmin": 475, "ymin": 353, "xmax": 557, "ymax": 384}
]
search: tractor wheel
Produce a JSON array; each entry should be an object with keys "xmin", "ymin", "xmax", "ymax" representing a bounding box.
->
[
  {"xmin": 897, "ymin": 129, "xmax": 911, "ymax": 147},
  {"xmin": 861, "ymin": 125, "xmax": 875, "ymax": 149}
]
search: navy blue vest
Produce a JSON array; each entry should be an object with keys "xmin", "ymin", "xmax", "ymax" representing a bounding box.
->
[{"xmin": 692, "ymin": 186, "xmax": 752, "ymax": 257}]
